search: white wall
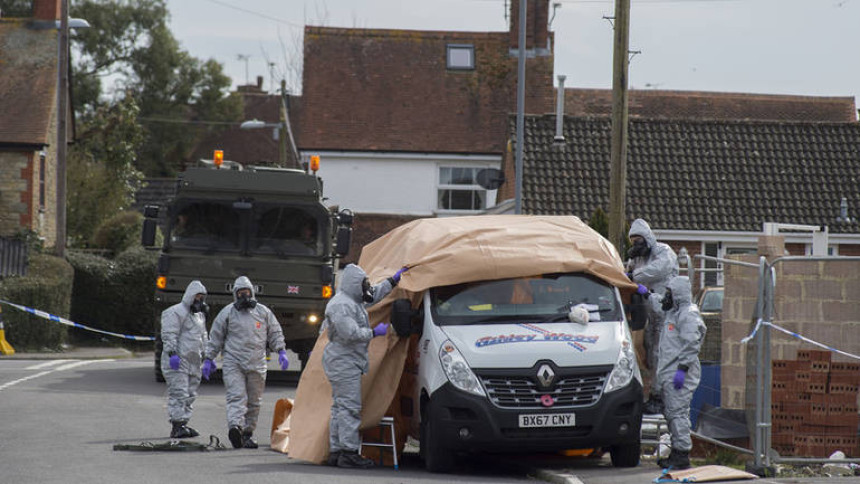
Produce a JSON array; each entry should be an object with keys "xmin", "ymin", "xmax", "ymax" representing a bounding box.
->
[{"xmin": 307, "ymin": 151, "xmax": 500, "ymax": 216}]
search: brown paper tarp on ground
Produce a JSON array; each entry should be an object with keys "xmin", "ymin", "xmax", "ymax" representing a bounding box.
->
[
  {"xmin": 281, "ymin": 215, "xmax": 636, "ymax": 464},
  {"xmin": 659, "ymin": 465, "xmax": 758, "ymax": 482}
]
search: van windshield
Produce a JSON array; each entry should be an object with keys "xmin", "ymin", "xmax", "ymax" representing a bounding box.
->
[{"xmin": 429, "ymin": 273, "xmax": 622, "ymax": 326}]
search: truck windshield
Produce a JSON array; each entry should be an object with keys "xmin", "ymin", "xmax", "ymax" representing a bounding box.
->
[
  {"xmin": 168, "ymin": 201, "xmax": 323, "ymax": 256},
  {"xmin": 429, "ymin": 273, "xmax": 622, "ymax": 326},
  {"xmin": 170, "ymin": 201, "xmax": 241, "ymax": 251},
  {"xmin": 251, "ymin": 205, "xmax": 322, "ymax": 256}
]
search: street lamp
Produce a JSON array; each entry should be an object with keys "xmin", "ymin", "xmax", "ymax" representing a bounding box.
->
[
  {"xmin": 239, "ymin": 81, "xmax": 299, "ymax": 169},
  {"xmin": 55, "ymin": 0, "xmax": 91, "ymax": 257},
  {"xmin": 239, "ymin": 119, "xmax": 286, "ymax": 167}
]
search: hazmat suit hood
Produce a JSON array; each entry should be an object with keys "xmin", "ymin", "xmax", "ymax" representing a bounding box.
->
[
  {"xmin": 231, "ymin": 276, "xmax": 255, "ymax": 301},
  {"xmin": 666, "ymin": 276, "xmax": 693, "ymax": 307},
  {"xmin": 181, "ymin": 280, "xmax": 207, "ymax": 309},
  {"xmin": 337, "ymin": 264, "xmax": 367, "ymax": 303},
  {"xmin": 628, "ymin": 218, "xmax": 657, "ymax": 249}
]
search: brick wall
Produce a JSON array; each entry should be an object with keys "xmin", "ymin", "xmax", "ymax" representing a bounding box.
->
[
  {"xmin": 0, "ymin": 151, "xmax": 29, "ymax": 236},
  {"xmin": 721, "ymin": 251, "xmax": 860, "ymax": 409}
]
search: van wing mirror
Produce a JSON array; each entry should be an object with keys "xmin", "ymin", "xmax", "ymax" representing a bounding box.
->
[{"xmin": 391, "ymin": 298, "xmax": 422, "ymax": 337}]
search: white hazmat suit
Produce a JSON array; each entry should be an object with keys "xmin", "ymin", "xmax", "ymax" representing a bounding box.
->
[
  {"xmin": 161, "ymin": 280, "xmax": 208, "ymax": 436},
  {"xmin": 653, "ymin": 276, "xmax": 706, "ymax": 466},
  {"xmin": 205, "ymin": 276, "xmax": 285, "ymax": 446},
  {"xmin": 322, "ymin": 264, "xmax": 395, "ymax": 461},
  {"xmin": 627, "ymin": 218, "xmax": 678, "ymax": 404}
]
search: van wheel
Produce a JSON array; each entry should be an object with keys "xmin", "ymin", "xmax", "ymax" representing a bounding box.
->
[
  {"xmin": 609, "ymin": 441, "xmax": 641, "ymax": 467},
  {"xmin": 421, "ymin": 406, "xmax": 454, "ymax": 473}
]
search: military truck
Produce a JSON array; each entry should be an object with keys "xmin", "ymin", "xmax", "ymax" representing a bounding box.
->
[{"xmin": 141, "ymin": 164, "xmax": 352, "ymax": 381}]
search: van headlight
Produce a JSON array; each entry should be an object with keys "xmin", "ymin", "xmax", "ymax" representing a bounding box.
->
[
  {"xmin": 439, "ymin": 340, "xmax": 486, "ymax": 397},
  {"xmin": 604, "ymin": 340, "xmax": 637, "ymax": 393}
]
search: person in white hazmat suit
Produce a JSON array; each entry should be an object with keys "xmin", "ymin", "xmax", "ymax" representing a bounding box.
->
[
  {"xmin": 202, "ymin": 276, "xmax": 288, "ymax": 449},
  {"xmin": 161, "ymin": 280, "xmax": 208, "ymax": 439},
  {"xmin": 322, "ymin": 264, "xmax": 407, "ymax": 468},
  {"xmin": 627, "ymin": 218, "xmax": 679, "ymax": 414},
  {"xmin": 651, "ymin": 276, "xmax": 706, "ymax": 470}
]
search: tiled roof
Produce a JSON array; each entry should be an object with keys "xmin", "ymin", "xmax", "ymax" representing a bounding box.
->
[
  {"xmin": 0, "ymin": 20, "xmax": 59, "ymax": 146},
  {"xmin": 563, "ymin": 88, "xmax": 858, "ymax": 123},
  {"xmin": 297, "ymin": 26, "xmax": 554, "ymax": 154},
  {"xmin": 515, "ymin": 115, "xmax": 860, "ymax": 233}
]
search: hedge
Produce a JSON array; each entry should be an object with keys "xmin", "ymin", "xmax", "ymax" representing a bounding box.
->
[
  {"xmin": 66, "ymin": 247, "xmax": 158, "ymax": 349},
  {"xmin": 0, "ymin": 254, "xmax": 74, "ymax": 351}
]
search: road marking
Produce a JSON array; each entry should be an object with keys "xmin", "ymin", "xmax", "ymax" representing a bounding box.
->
[
  {"xmin": 26, "ymin": 359, "xmax": 73, "ymax": 370},
  {"xmin": 0, "ymin": 360, "xmax": 112, "ymax": 392}
]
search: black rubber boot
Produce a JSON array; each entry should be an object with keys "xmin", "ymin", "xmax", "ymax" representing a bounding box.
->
[
  {"xmin": 242, "ymin": 431, "xmax": 258, "ymax": 449},
  {"xmin": 658, "ymin": 449, "xmax": 691, "ymax": 470},
  {"xmin": 326, "ymin": 451, "xmax": 341, "ymax": 466},
  {"xmin": 337, "ymin": 450, "xmax": 374, "ymax": 469},
  {"xmin": 643, "ymin": 396, "xmax": 664, "ymax": 415},
  {"xmin": 170, "ymin": 421, "xmax": 198, "ymax": 438},
  {"xmin": 228, "ymin": 426, "xmax": 245, "ymax": 449}
]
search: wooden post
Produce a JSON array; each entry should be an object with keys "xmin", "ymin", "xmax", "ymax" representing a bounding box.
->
[{"xmin": 608, "ymin": 0, "xmax": 631, "ymax": 252}]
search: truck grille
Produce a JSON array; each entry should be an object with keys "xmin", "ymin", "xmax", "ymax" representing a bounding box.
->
[{"xmin": 479, "ymin": 371, "xmax": 608, "ymax": 409}]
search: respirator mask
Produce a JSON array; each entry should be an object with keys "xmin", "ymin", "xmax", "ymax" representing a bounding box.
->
[
  {"xmin": 361, "ymin": 278, "xmax": 375, "ymax": 303},
  {"xmin": 661, "ymin": 289, "xmax": 675, "ymax": 311},
  {"xmin": 627, "ymin": 238, "xmax": 651, "ymax": 259},
  {"xmin": 236, "ymin": 293, "xmax": 257, "ymax": 310}
]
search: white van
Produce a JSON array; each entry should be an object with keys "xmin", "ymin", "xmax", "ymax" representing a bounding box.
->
[{"xmin": 392, "ymin": 272, "xmax": 643, "ymax": 472}]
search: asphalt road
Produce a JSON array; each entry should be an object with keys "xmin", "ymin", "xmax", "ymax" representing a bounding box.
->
[{"xmin": 0, "ymin": 354, "xmax": 542, "ymax": 484}]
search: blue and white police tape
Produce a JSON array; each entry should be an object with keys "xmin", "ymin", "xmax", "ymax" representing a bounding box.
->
[
  {"xmin": 0, "ymin": 299, "xmax": 155, "ymax": 342},
  {"xmin": 742, "ymin": 317, "xmax": 860, "ymax": 361}
]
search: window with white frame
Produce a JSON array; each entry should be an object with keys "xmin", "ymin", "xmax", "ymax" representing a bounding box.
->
[
  {"xmin": 437, "ymin": 167, "xmax": 487, "ymax": 211},
  {"xmin": 446, "ymin": 44, "xmax": 475, "ymax": 70}
]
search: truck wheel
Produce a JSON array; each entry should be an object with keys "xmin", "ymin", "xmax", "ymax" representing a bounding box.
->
[
  {"xmin": 421, "ymin": 404, "xmax": 455, "ymax": 473},
  {"xmin": 609, "ymin": 441, "xmax": 641, "ymax": 467}
]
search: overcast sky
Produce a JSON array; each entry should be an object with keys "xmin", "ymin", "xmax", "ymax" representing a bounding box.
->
[{"xmin": 165, "ymin": 0, "xmax": 859, "ymax": 109}]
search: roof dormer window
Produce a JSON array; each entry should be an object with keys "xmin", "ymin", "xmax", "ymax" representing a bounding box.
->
[{"xmin": 447, "ymin": 44, "xmax": 475, "ymax": 70}]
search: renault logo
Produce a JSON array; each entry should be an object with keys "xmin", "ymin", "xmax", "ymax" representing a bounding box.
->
[{"xmin": 536, "ymin": 364, "xmax": 555, "ymax": 388}]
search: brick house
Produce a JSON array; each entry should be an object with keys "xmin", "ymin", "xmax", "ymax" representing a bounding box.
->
[
  {"xmin": 293, "ymin": 0, "xmax": 555, "ymax": 261},
  {"xmin": 495, "ymin": 94, "xmax": 860, "ymax": 288},
  {"xmin": 0, "ymin": 0, "xmax": 73, "ymax": 248}
]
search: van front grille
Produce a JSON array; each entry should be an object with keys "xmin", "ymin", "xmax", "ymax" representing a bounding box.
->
[{"xmin": 478, "ymin": 371, "xmax": 607, "ymax": 409}]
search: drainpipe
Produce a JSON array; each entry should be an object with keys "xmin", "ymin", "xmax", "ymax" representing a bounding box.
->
[{"xmin": 554, "ymin": 74, "xmax": 566, "ymax": 143}]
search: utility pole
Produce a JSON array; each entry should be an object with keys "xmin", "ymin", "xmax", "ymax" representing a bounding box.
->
[
  {"xmin": 608, "ymin": 0, "xmax": 631, "ymax": 253},
  {"xmin": 514, "ymin": 0, "xmax": 527, "ymax": 215},
  {"xmin": 55, "ymin": 0, "xmax": 69, "ymax": 257}
]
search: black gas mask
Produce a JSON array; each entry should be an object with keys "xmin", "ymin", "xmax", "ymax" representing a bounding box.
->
[
  {"xmin": 236, "ymin": 293, "xmax": 257, "ymax": 311},
  {"xmin": 190, "ymin": 299, "xmax": 209, "ymax": 315},
  {"xmin": 661, "ymin": 289, "xmax": 675, "ymax": 311},
  {"xmin": 361, "ymin": 278, "xmax": 375, "ymax": 303},
  {"xmin": 627, "ymin": 237, "xmax": 651, "ymax": 259}
]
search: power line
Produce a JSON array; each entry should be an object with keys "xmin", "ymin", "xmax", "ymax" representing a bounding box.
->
[{"xmin": 200, "ymin": 0, "xmax": 304, "ymax": 28}]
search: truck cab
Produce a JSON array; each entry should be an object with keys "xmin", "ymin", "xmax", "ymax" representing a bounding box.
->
[{"xmin": 142, "ymin": 165, "xmax": 351, "ymax": 380}]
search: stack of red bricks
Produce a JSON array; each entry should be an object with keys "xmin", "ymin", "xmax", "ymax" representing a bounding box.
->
[{"xmin": 771, "ymin": 349, "xmax": 860, "ymax": 458}]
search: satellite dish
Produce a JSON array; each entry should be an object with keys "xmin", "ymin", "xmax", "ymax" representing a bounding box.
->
[{"xmin": 476, "ymin": 168, "xmax": 506, "ymax": 190}]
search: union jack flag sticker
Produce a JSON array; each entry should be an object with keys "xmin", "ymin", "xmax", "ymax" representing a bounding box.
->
[{"xmin": 287, "ymin": 285, "xmax": 300, "ymax": 294}]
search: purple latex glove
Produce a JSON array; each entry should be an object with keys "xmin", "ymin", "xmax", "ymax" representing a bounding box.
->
[
  {"xmin": 202, "ymin": 359, "xmax": 216, "ymax": 380},
  {"xmin": 392, "ymin": 266, "xmax": 410, "ymax": 283},
  {"xmin": 278, "ymin": 350, "xmax": 289, "ymax": 370},
  {"xmin": 373, "ymin": 322, "xmax": 389, "ymax": 337},
  {"xmin": 636, "ymin": 283, "xmax": 649, "ymax": 295},
  {"xmin": 169, "ymin": 354, "xmax": 180, "ymax": 371},
  {"xmin": 673, "ymin": 369, "xmax": 686, "ymax": 390}
]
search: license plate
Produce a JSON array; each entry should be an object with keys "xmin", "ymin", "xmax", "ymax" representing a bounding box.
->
[{"xmin": 518, "ymin": 413, "xmax": 576, "ymax": 428}]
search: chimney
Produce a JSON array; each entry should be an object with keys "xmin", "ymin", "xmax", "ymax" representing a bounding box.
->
[
  {"xmin": 256, "ymin": 75, "xmax": 263, "ymax": 90},
  {"xmin": 554, "ymin": 75, "xmax": 566, "ymax": 143},
  {"xmin": 509, "ymin": 0, "xmax": 550, "ymax": 50},
  {"xmin": 33, "ymin": 0, "xmax": 61, "ymax": 21}
]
